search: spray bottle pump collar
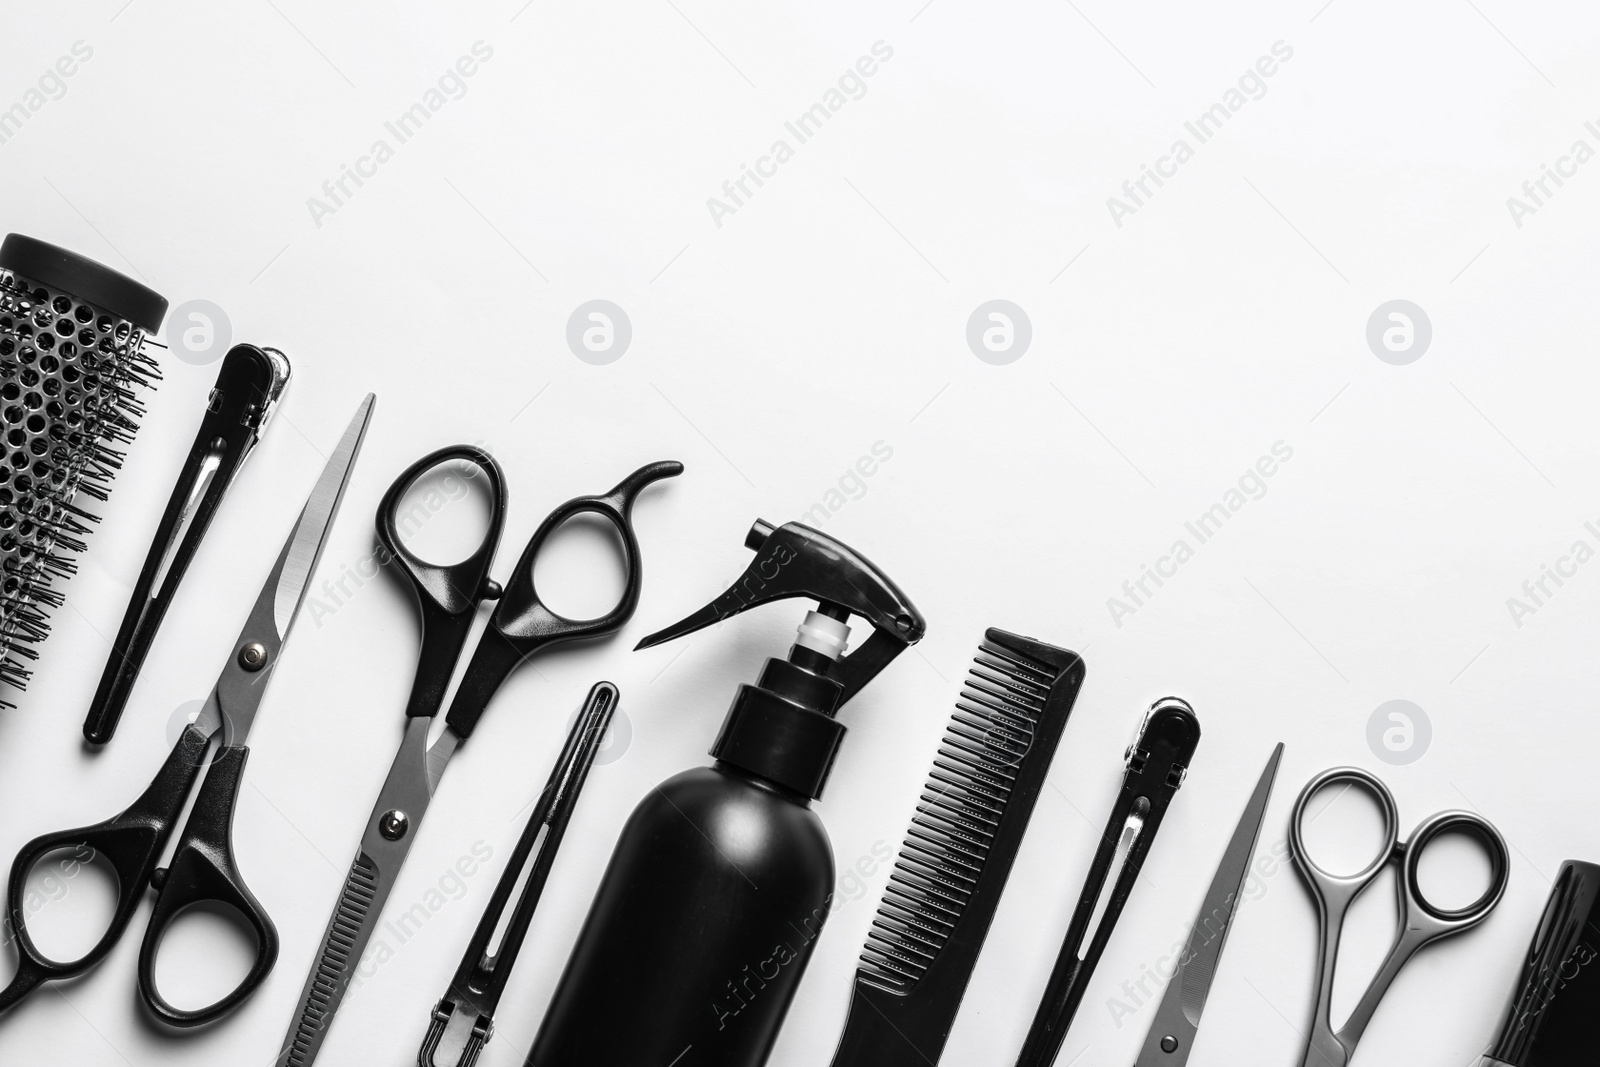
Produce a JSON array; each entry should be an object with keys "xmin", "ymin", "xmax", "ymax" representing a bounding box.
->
[{"xmin": 635, "ymin": 519, "xmax": 926, "ymax": 798}]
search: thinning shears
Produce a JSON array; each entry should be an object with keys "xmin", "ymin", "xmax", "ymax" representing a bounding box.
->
[
  {"xmin": 1289, "ymin": 766, "xmax": 1510, "ymax": 1067},
  {"xmin": 0, "ymin": 394, "xmax": 374, "ymax": 1026},
  {"xmin": 277, "ymin": 446, "xmax": 679, "ymax": 1067}
]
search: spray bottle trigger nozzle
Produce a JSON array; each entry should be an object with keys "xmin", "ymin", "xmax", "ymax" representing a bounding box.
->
[
  {"xmin": 745, "ymin": 519, "xmax": 776, "ymax": 551},
  {"xmin": 633, "ymin": 519, "xmax": 925, "ymax": 707}
]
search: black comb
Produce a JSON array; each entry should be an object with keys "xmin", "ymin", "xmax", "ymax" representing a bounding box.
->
[{"xmin": 827, "ymin": 628, "xmax": 1085, "ymax": 1067}]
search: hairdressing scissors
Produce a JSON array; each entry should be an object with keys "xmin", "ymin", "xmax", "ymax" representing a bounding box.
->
[
  {"xmin": 0, "ymin": 394, "xmax": 374, "ymax": 1027},
  {"xmin": 278, "ymin": 446, "xmax": 680, "ymax": 1067},
  {"xmin": 1288, "ymin": 767, "xmax": 1510, "ymax": 1067}
]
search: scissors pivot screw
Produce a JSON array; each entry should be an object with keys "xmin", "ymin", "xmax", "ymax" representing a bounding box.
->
[
  {"xmin": 238, "ymin": 642, "xmax": 269, "ymax": 671},
  {"xmin": 379, "ymin": 809, "xmax": 409, "ymax": 841},
  {"xmin": 1160, "ymin": 1035, "xmax": 1179, "ymax": 1053}
]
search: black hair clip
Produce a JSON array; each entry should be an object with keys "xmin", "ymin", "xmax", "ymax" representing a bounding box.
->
[{"xmin": 82, "ymin": 344, "xmax": 290, "ymax": 745}]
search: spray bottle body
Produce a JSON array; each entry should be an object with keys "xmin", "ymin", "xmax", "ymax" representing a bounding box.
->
[
  {"xmin": 530, "ymin": 519, "xmax": 926, "ymax": 1067},
  {"xmin": 529, "ymin": 761, "xmax": 834, "ymax": 1067}
]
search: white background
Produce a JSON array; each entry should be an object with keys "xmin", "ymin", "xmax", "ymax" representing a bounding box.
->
[{"xmin": 3, "ymin": 2, "xmax": 1599, "ymax": 1065}]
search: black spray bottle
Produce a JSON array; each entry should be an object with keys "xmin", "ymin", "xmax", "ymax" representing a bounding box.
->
[{"xmin": 529, "ymin": 519, "xmax": 926, "ymax": 1067}]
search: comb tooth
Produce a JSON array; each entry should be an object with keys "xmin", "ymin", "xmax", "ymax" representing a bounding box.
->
[
  {"xmin": 864, "ymin": 942, "xmax": 937, "ymax": 983},
  {"xmin": 864, "ymin": 938, "xmax": 943, "ymax": 979},
  {"xmin": 888, "ymin": 866, "xmax": 968, "ymax": 914},
  {"xmin": 858, "ymin": 636, "xmax": 1070, "ymax": 995},
  {"xmin": 861, "ymin": 948, "xmax": 925, "ymax": 981},
  {"xmin": 932, "ymin": 748, "xmax": 1016, "ymax": 788},
  {"xmin": 975, "ymin": 642, "xmax": 1057, "ymax": 683},
  {"xmin": 955, "ymin": 703, "xmax": 1035, "ymax": 745},
  {"xmin": 903, "ymin": 834, "xmax": 989, "ymax": 878},
  {"xmin": 951, "ymin": 728, "xmax": 1020, "ymax": 761},
  {"xmin": 914, "ymin": 801, "xmax": 997, "ymax": 846},
  {"xmin": 918, "ymin": 788, "xmax": 1001, "ymax": 828},
  {"xmin": 967, "ymin": 660, "xmax": 1046, "ymax": 692},
  {"xmin": 876, "ymin": 898, "xmax": 955, "ymax": 940},
  {"xmin": 896, "ymin": 867, "xmax": 980, "ymax": 908},
  {"xmin": 958, "ymin": 688, "xmax": 1038, "ymax": 730},
  {"xmin": 967, "ymin": 697, "xmax": 1036, "ymax": 724},
  {"xmin": 950, "ymin": 708, "xmax": 1032, "ymax": 747},
  {"xmin": 968, "ymin": 669, "xmax": 1051, "ymax": 708},
  {"xmin": 864, "ymin": 934, "xmax": 941, "ymax": 980},
  {"xmin": 901, "ymin": 836, "xmax": 984, "ymax": 880},
  {"xmin": 937, "ymin": 741, "xmax": 1015, "ymax": 782},
  {"xmin": 879, "ymin": 886, "xmax": 957, "ymax": 920},
  {"xmin": 905, "ymin": 820, "xmax": 988, "ymax": 862},
  {"xmin": 939, "ymin": 739, "xmax": 1021, "ymax": 784},
  {"xmin": 964, "ymin": 685, "xmax": 1042, "ymax": 716},
  {"xmin": 859, "ymin": 954, "xmax": 921, "ymax": 990},
  {"xmin": 926, "ymin": 756, "xmax": 999, "ymax": 787},
  {"xmin": 888, "ymin": 860, "xmax": 968, "ymax": 902},
  {"xmin": 967, "ymin": 665, "xmax": 1049, "ymax": 703},
  {"xmin": 895, "ymin": 850, "xmax": 977, "ymax": 893},
  {"xmin": 949, "ymin": 709, "xmax": 1032, "ymax": 748},
  {"xmin": 879, "ymin": 884, "xmax": 952, "ymax": 920},
  {"xmin": 925, "ymin": 776, "xmax": 1006, "ymax": 819},
  {"xmin": 867, "ymin": 925, "xmax": 940, "ymax": 963},
  {"xmin": 929, "ymin": 762, "xmax": 1008, "ymax": 807},
  {"xmin": 913, "ymin": 815, "xmax": 995, "ymax": 856},
  {"xmin": 879, "ymin": 891, "xmax": 957, "ymax": 927},
  {"xmin": 860, "ymin": 898, "xmax": 959, "ymax": 987}
]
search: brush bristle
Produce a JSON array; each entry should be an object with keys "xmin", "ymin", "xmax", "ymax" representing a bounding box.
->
[
  {"xmin": 858, "ymin": 639, "xmax": 1057, "ymax": 993},
  {"xmin": 0, "ymin": 269, "xmax": 160, "ymax": 710}
]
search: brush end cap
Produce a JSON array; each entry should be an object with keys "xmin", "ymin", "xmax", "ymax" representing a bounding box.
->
[{"xmin": 1, "ymin": 233, "xmax": 168, "ymax": 333}]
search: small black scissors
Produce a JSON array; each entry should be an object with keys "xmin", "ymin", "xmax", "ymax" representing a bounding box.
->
[
  {"xmin": 0, "ymin": 394, "xmax": 374, "ymax": 1027},
  {"xmin": 278, "ymin": 445, "xmax": 680, "ymax": 1067}
]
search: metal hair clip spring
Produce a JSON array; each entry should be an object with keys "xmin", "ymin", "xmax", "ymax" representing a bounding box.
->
[
  {"xmin": 1015, "ymin": 697, "xmax": 1202, "ymax": 1067},
  {"xmin": 418, "ymin": 681, "xmax": 620, "ymax": 1067}
]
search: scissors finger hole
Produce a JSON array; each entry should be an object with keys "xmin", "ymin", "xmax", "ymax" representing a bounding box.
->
[
  {"xmin": 1406, "ymin": 815, "xmax": 1508, "ymax": 922},
  {"xmin": 15, "ymin": 845, "xmax": 119, "ymax": 966},
  {"xmin": 530, "ymin": 511, "xmax": 629, "ymax": 621},
  {"xmin": 1295, "ymin": 776, "xmax": 1396, "ymax": 879},
  {"xmin": 1412, "ymin": 829, "xmax": 1495, "ymax": 913},
  {"xmin": 149, "ymin": 901, "xmax": 259, "ymax": 1011},
  {"xmin": 392, "ymin": 457, "xmax": 497, "ymax": 567}
]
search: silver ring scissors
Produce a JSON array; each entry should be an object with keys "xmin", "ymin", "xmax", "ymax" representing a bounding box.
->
[{"xmin": 1288, "ymin": 767, "xmax": 1509, "ymax": 1067}]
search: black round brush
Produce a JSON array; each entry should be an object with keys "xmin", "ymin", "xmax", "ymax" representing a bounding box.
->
[{"xmin": 0, "ymin": 234, "xmax": 166, "ymax": 710}]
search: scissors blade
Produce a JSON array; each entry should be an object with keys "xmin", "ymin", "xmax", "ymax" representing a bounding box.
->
[
  {"xmin": 195, "ymin": 395, "xmax": 375, "ymax": 746},
  {"xmin": 1134, "ymin": 743, "xmax": 1283, "ymax": 1067},
  {"xmin": 278, "ymin": 718, "xmax": 458, "ymax": 1067},
  {"xmin": 273, "ymin": 394, "xmax": 376, "ymax": 638}
]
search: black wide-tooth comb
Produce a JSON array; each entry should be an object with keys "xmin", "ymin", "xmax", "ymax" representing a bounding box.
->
[
  {"xmin": 827, "ymin": 628, "xmax": 1085, "ymax": 1067},
  {"xmin": 0, "ymin": 235, "xmax": 166, "ymax": 710}
]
